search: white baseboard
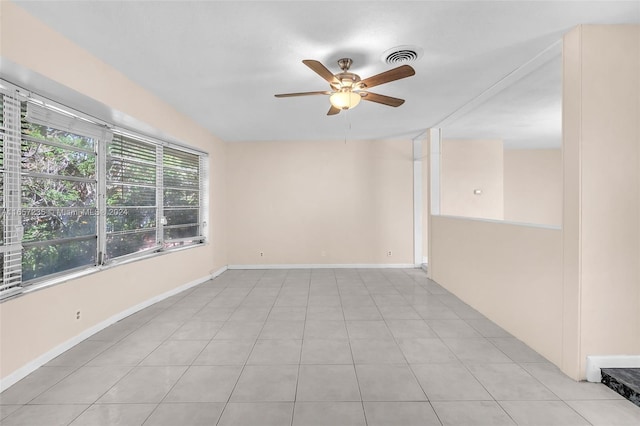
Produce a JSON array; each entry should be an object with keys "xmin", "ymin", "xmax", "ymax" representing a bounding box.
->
[
  {"xmin": 585, "ymin": 355, "xmax": 640, "ymax": 382},
  {"xmin": 228, "ymin": 263, "xmax": 417, "ymax": 270},
  {"xmin": 0, "ymin": 266, "xmax": 227, "ymax": 392}
]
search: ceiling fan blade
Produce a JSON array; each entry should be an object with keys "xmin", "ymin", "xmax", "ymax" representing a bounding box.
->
[
  {"xmin": 327, "ymin": 105, "xmax": 341, "ymax": 115},
  {"xmin": 359, "ymin": 64, "xmax": 415, "ymax": 89},
  {"xmin": 275, "ymin": 91, "xmax": 332, "ymax": 98},
  {"xmin": 360, "ymin": 92, "xmax": 405, "ymax": 107},
  {"xmin": 303, "ymin": 60, "xmax": 339, "ymax": 85}
]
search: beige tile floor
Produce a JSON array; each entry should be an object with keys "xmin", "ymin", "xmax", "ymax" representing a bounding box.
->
[{"xmin": 1, "ymin": 268, "xmax": 639, "ymax": 425}]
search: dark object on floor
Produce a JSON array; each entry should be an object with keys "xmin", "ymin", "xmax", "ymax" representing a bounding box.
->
[{"xmin": 601, "ymin": 368, "xmax": 640, "ymax": 408}]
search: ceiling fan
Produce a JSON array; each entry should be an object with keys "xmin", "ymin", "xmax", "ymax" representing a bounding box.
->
[{"xmin": 275, "ymin": 58, "xmax": 415, "ymax": 116}]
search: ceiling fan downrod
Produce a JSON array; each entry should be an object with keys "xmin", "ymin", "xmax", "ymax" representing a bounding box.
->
[{"xmin": 337, "ymin": 58, "xmax": 353, "ymax": 71}]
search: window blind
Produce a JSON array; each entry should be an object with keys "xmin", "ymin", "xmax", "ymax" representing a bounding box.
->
[
  {"xmin": 105, "ymin": 132, "xmax": 160, "ymax": 261},
  {"xmin": 0, "ymin": 93, "xmax": 24, "ymax": 294},
  {"xmin": 162, "ymin": 147, "xmax": 204, "ymax": 246},
  {"xmin": 0, "ymin": 93, "xmax": 5, "ymax": 291}
]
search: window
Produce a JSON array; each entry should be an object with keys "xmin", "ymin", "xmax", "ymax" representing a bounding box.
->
[
  {"xmin": 106, "ymin": 133, "xmax": 159, "ymax": 260},
  {"xmin": 0, "ymin": 80, "xmax": 208, "ymax": 298},
  {"xmin": 162, "ymin": 147, "xmax": 205, "ymax": 248},
  {"xmin": 21, "ymin": 104, "xmax": 99, "ymax": 280}
]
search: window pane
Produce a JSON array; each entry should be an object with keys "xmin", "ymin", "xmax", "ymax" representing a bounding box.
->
[
  {"xmin": 106, "ymin": 134, "xmax": 158, "ymax": 261},
  {"xmin": 163, "ymin": 148, "xmax": 199, "ymax": 189},
  {"xmin": 164, "ymin": 225, "xmax": 199, "ymax": 240},
  {"xmin": 22, "ymin": 139, "xmax": 95, "ymax": 178},
  {"xmin": 163, "ymin": 188, "xmax": 199, "ymax": 207},
  {"xmin": 107, "ymin": 208, "xmax": 156, "ymax": 232},
  {"xmin": 107, "ymin": 134, "xmax": 156, "ymax": 185},
  {"xmin": 21, "ymin": 209, "xmax": 97, "ymax": 243},
  {"xmin": 107, "ymin": 158, "xmax": 155, "ymax": 185},
  {"xmin": 22, "ymin": 122, "xmax": 94, "ymax": 150},
  {"xmin": 164, "ymin": 208, "xmax": 198, "ymax": 226},
  {"xmin": 107, "ymin": 184, "xmax": 155, "ymax": 207},
  {"xmin": 20, "ymin": 111, "xmax": 98, "ymax": 283},
  {"xmin": 108, "ymin": 135, "xmax": 155, "ymax": 162},
  {"xmin": 22, "ymin": 238, "xmax": 96, "ymax": 281},
  {"xmin": 106, "ymin": 229, "xmax": 156, "ymax": 260},
  {"xmin": 21, "ymin": 178, "xmax": 96, "ymax": 208},
  {"xmin": 163, "ymin": 147, "xmax": 201, "ymax": 245},
  {"xmin": 163, "ymin": 168, "xmax": 199, "ymax": 189}
]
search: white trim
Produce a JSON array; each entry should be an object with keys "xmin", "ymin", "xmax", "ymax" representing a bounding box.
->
[
  {"xmin": 585, "ymin": 355, "xmax": 640, "ymax": 383},
  {"xmin": 434, "ymin": 214, "xmax": 562, "ymax": 231},
  {"xmin": 228, "ymin": 264, "xmax": 417, "ymax": 270},
  {"xmin": 413, "ymin": 137, "xmax": 423, "ymax": 267},
  {"xmin": 0, "ymin": 266, "xmax": 227, "ymax": 391},
  {"xmin": 429, "ymin": 129, "xmax": 441, "ymax": 216}
]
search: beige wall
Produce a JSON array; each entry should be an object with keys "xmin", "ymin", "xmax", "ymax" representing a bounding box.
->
[
  {"xmin": 0, "ymin": 2, "xmax": 227, "ymax": 383},
  {"xmin": 503, "ymin": 149, "xmax": 562, "ymax": 226},
  {"xmin": 431, "ymin": 25, "xmax": 639, "ymax": 381},
  {"xmin": 430, "ymin": 216, "xmax": 563, "ymax": 365},
  {"xmin": 563, "ymin": 25, "xmax": 640, "ymax": 379},
  {"xmin": 226, "ymin": 139, "xmax": 414, "ymax": 266},
  {"xmin": 441, "ymin": 139, "xmax": 504, "ymax": 220}
]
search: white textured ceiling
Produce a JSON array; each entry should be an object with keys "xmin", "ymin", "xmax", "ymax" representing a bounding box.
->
[{"xmin": 11, "ymin": 1, "xmax": 640, "ymax": 147}]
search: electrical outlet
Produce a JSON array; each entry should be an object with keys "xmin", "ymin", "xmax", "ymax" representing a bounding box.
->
[
  {"xmin": 260, "ymin": 251, "xmax": 264, "ymax": 257},
  {"xmin": 387, "ymin": 250, "xmax": 393, "ymax": 256},
  {"xmin": 76, "ymin": 310, "xmax": 81, "ymax": 320}
]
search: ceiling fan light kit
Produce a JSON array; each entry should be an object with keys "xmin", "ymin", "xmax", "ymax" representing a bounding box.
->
[
  {"xmin": 275, "ymin": 57, "xmax": 415, "ymax": 115},
  {"xmin": 330, "ymin": 91, "xmax": 361, "ymax": 110}
]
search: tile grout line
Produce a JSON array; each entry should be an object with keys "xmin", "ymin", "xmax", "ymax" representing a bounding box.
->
[
  {"xmin": 290, "ymin": 268, "xmax": 311, "ymax": 426},
  {"xmin": 338, "ymin": 269, "xmax": 369, "ymax": 426}
]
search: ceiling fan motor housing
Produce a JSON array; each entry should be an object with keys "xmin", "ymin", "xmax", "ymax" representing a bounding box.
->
[{"xmin": 333, "ymin": 72, "xmax": 361, "ymax": 90}]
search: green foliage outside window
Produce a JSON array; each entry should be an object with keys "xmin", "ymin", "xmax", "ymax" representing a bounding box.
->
[{"xmin": 21, "ymin": 123, "xmax": 97, "ymax": 281}]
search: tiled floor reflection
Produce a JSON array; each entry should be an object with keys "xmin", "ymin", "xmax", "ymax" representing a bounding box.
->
[{"xmin": 1, "ymin": 268, "xmax": 639, "ymax": 425}]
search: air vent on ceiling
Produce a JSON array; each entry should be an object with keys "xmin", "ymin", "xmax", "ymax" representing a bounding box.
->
[{"xmin": 382, "ymin": 45, "xmax": 423, "ymax": 65}]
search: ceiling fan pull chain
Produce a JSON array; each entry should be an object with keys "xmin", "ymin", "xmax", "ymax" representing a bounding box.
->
[{"xmin": 343, "ymin": 109, "xmax": 352, "ymax": 144}]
